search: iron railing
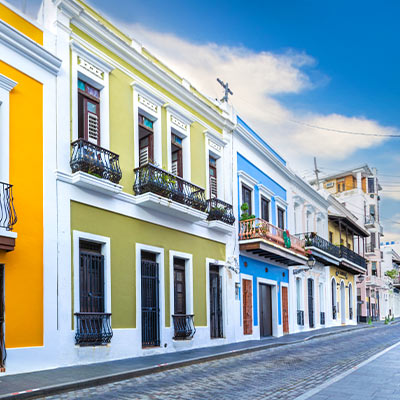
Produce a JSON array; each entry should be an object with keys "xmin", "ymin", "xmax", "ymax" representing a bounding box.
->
[
  {"xmin": 320, "ymin": 311, "xmax": 325, "ymax": 325},
  {"xmin": 349, "ymin": 307, "xmax": 353, "ymax": 320},
  {"xmin": 70, "ymin": 139, "xmax": 122, "ymax": 184},
  {"xmin": 340, "ymin": 245, "xmax": 367, "ymax": 269},
  {"xmin": 0, "ymin": 182, "xmax": 17, "ymax": 231},
  {"xmin": 74, "ymin": 312, "xmax": 113, "ymax": 346},
  {"xmin": 332, "ymin": 305, "xmax": 337, "ymax": 320},
  {"xmin": 134, "ymin": 164, "xmax": 207, "ymax": 212},
  {"xmin": 365, "ymin": 215, "xmax": 375, "ymax": 226},
  {"xmin": 172, "ymin": 314, "xmax": 196, "ymax": 340},
  {"xmin": 239, "ymin": 218, "xmax": 306, "ymax": 256},
  {"xmin": 297, "ymin": 310, "xmax": 304, "ymax": 326},
  {"xmin": 206, "ymin": 198, "xmax": 235, "ymax": 225},
  {"xmin": 298, "ymin": 232, "xmax": 341, "ymax": 258},
  {"xmin": 366, "ymin": 243, "xmax": 376, "ymax": 253}
]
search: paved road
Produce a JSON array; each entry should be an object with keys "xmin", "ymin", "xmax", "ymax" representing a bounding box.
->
[{"xmin": 43, "ymin": 323, "xmax": 400, "ymax": 400}]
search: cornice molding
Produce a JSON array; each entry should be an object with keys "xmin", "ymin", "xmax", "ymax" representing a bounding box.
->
[
  {"xmin": 131, "ymin": 81, "xmax": 165, "ymax": 107},
  {"xmin": 0, "ymin": 20, "xmax": 61, "ymax": 76},
  {"xmin": 0, "ymin": 74, "xmax": 17, "ymax": 92},
  {"xmin": 71, "ymin": 39, "xmax": 114, "ymax": 73},
  {"xmin": 204, "ymin": 130, "xmax": 228, "ymax": 148},
  {"xmin": 275, "ymin": 196, "xmax": 288, "ymax": 208},
  {"xmin": 238, "ymin": 170, "xmax": 259, "ymax": 188},
  {"xmin": 164, "ymin": 103, "xmax": 194, "ymax": 126},
  {"xmin": 257, "ymin": 184, "xmax": 274, "ymax": 199}
]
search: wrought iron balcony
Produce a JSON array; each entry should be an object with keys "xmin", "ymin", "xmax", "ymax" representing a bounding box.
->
[
  {"xmin": 320, "ymin": 311, "xmax": 325, "ymax": 325},
  {"xmin": 297, "ymin": 310, "xmax": 304, "ymax": 326},
  {"xmin": 366, "ymin": 243, "xmax": 376, "ymax": 253},
  {"xmin": 0, "ymin": 182, "xmax": 17, "ymax": 231},
  {"xmin": 172, "ymin": 314, "xmax": 196, "ymax": 340},
  {"xmin": 74, "ymin": 312, "xmax": 113, "ymax": 346},
  {"xmin": 134, "ymin": 164, "xmax": 207, "ymax": 212},
  {"xmin": 300, "ymin": 232, "xmax": 341, "ymax": 258},
  {"xmin": 239, "ymin": 218, "xmax": 306, "ymax": 256},
  {"xmin": 340, "ymin": 245, "xmax": 367, "ymax": 269},
  {"xmin": 332, "ymin": 305, "xmax": 337, "ymax": 320},
  {"xmin": 206, "ymin": 198, "xmax": 235, "ymax": 225},
  {"xmin": 70, "ymin": 139, "xmax": 122, "ymax": 184}
]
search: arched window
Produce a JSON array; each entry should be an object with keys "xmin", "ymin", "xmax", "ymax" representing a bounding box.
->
[
  {"xmin": 349, "ymin": 283, "xmax": 353, "ymax": 320},
  {"xmin": 331, "ymin": 278, "xmax": 337, "ymax": 320}
]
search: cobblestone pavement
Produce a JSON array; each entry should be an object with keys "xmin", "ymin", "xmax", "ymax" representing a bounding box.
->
[{"xmin": 42, "ymin": 323, "xmax": 400, "ymax": 400}]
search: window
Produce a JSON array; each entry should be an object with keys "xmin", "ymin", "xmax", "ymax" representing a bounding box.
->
[
  {"xmin": 242, "ymin": 185, "xmax": 252, "ymax": 214},
  {"xmin": 209, "ymin": 156, "xmax": 218, "ymax": 198},
  {"xmin": 138, "ymin": 114, "xmax": 154, "ymax": 166},
  {"xmin": 171, "ymin": 134, "xmax": 183, "ymax": 177},
  {"xmin": 174, "ymin": 258, "xmax": 186, "ymax": 315},
  {"xmin": 261, "ymin": 196, "xmax": 270, "ymax": 222},
  {"xmin": 329, "ymin": 231, "xmax": 333, "ymax": 243},
  {"xmin": 306, "ymin": 211, "xmax": 312, "ymax": 232},
  {"xmin": 368, "ymin": 177, "xmax": 375, "ymax": 194},
  {"xmin": 371, "ymin": 261, "xmax": 377, "ymax": 276},
  {"xmin": 370, "ymin": 232, "xmax": 376, "ymax": 252},
  {"xmin": 331, "ymin": 279, "xmax": 336, "ymax": 319},
  {"xmin": 78, "ymin": 79, "xmax": 100, "ymax": 145},
  {"xmin": 349, "ymin": 283, "xmax": 353, "ymax": 319},
  {"xmin": 337, "ymin": 179, "xmax": 345, "ymax": 192},
  {"xmin": 277, "ymin": 207, "xmax": 285, "ymax": 230},
  {"xmin": 296, "ymin": 278, "xmax": 301, "ymax": 310},
  {"xmin": 369, "ymin": 204, "xmax": 376, "ymax": 216}
]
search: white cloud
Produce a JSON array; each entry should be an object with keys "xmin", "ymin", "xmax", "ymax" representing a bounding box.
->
[{"xmin": 124, "ymin": 24, "xmax": 398, "ymax": 167}]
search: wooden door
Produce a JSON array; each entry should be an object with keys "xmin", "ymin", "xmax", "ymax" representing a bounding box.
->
[
  {"xmin": 259, "ymin": 284, "xmax": 272, "ymax": 337},
  {"xmin": 282, "ymin": 286, "xmax": 289, "ymax": 334},
  {"xmin": 78, "ymin": 80, "xmax": 100, "ymax": 145},
  {"xmin": 210, "ymin": 265, "xmax": 223, "ymax": 338},
  {"xmin": 243, "ymin": 279, "xmax": 253, "ymax": 335},
  {"xmin": 174, "ymin": 258, "xmax": 186, "ymax": 315}
]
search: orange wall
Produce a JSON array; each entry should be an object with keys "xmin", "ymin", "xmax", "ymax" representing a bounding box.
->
[
  {"xmin": 0, "ymin": 61, "xmax": 43, "ymax": 348},
  {"xmin": 0, "ymin": 3, "xmax": 43, "ymax": 44}
]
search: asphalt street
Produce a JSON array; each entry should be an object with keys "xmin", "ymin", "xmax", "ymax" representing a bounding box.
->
[{"xmin": 42, "ymin": 323, "xmax": 400, "ymax": 400}]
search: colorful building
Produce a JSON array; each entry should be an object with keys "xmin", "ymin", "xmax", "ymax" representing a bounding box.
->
[{"xmin": 0, "ymin": 1, "xmax": 61, "ymax": 374}]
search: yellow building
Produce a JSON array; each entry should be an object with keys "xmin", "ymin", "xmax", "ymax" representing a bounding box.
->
[{"xmin": 0, "ymin": 2, "xmax": 60, "ymax": 373}]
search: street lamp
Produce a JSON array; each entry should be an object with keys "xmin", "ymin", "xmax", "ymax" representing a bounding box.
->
[{"xmin": 307, "ymin": 255, "xmax": 316, "ymax": 269}]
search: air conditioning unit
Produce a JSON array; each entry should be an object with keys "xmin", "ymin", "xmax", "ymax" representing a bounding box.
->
[{"xmin": 326, "ymin": 182, "xmax": 334, "ymax": 188}]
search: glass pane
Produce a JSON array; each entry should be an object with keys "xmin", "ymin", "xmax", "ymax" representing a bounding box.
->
[
  {"xmin": 87, "ymin": 85, "xmax": 100, "ymax": 98},
  {"xmin": 87, "ymin": 102, "xmax": 97, "ymax": 113},
  {"xmin": 78, "ymin": 79, "xmax": 86, "ymax": 91},
  {"xmin": 210, "ymin": 157, "xmax": 217, "ymax": 166}
]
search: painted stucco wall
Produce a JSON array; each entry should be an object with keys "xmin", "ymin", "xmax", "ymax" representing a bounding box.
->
[
  {"xmin": 330, "ymin": 266, "xmax": 355, "ymax": 320},
  {"xmin": 70, "ymin": 201, "xmax": 225, "ymax": 328},
  {"xmin": 240, "ymin": 255, "xmax": 288, "ymax": 326},
  {"xmin": 0, "ymin": 61, "xmax": 43, "ymax": 348}
]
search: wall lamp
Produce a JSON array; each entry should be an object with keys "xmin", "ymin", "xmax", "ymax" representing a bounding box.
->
[{"xmin": 293, "ymin": 255, "xmax": 316, "ymax": 275}]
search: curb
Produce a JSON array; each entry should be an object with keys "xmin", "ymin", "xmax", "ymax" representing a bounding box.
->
[{"xmin": 0, "ymin": 324, "xmax": 374, "ymax": 400}]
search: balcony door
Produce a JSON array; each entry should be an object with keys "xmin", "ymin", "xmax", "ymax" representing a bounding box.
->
[
  {"xmin": 138, "ymin": 114, "xmax": 154, "ymax": 166},
  {"xmin": 308, "ymin": 279, "xmax": 314, "ymax": 328},
  {"xmin": 171, "ymin": 134, "xmax": 183, "ymax": 178},
  {"xmin": 78, "ymin": 79, "xmax": 100, "ymax": 145},
  {"xmin": 259, "ymin": 283, "xmax": 272, "ymax": 337},
  {"xmin": 0, "ymin": 265, "xmax": 5, "ymax": 370},
  {"xmin": 173, "ymin": 258, "xmax": 186, "ymax": 315},
  {"xmin": 209, "ymin": 156, "xmax": 218, "ymax": 198},
  {"xmin": 209, "ymin": 265, "xmax": 223, "ymax": 338},
  {"xmin": 141, "ymin": 252, "xmax": 160, "ymax": 347}
]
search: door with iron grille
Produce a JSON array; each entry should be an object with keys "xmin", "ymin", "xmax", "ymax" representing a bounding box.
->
[
  {"xmin": 308, "ymin": 279, "xmax": 314, "ymax": 328},
  {"xmin": 0, "ymin": 265, "xmax": 5, "ymax": 370},
  {"xmin": 209, "ymin": 265, "xmax": 223, "ymax": 338},
  {"xmin": 142, "ymin": 253, "xmax": 160, "ymax": 347}
]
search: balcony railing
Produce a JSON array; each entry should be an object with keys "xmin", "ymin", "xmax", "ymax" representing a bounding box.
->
[
  {"xmin": 299, "ymin": 232, "xmax": 341, "ymax": 258},
  {"xmin": 70, "ymin": 139, "xmax": 122, "ymax": 184},
  {"xmin": 239, "ymin": 218, "xmax": 306, "ymax": 256},
  {"xmin": 320, "ymin": 311, "xmax": 325, "ymax": 325},
  {"xmin": 74, "ymin": 312, "xmax": 113, "ymax": 346},
  {"xmin": 297, "ymin": 310, "xmax": 304, "ymax": 326},
  {"xmin": 340, "ymin": 245, "xmax": 366, "ymax": 269},
  {"xmin": 172, "ymin": 314, "xmax": 196, "ymax": 340},
  {"xmin": 365, "ymin": 215, "xmax": 375, "ymax": 226},
  {"xmin": 392, "ymin": 277, "xmax": 400, "ymax": 286},
  {"xmin": 0, "ymin": 182, "xmax": 17, "ymax": 231},
  {"xmin": 332, "ymin": 305, "xmax": 337, "ymax": 320},
  {"xmin": 366, "ymin": 243, "xmax": 376, "ymax": 253},
  {"xmin": 206, "ymin": 198, "xmax": 235, "ymax": 225},
  {"xmin": 134, "ymin": 164, "xmax": 207, "ymax": 212}
]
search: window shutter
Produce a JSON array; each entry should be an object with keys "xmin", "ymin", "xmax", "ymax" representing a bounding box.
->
[
  {"xmin": 87, "ymin": 113, "xmax": 99, "ymax": 144},
  {"xmin": 139, "ymin": 146, "xmax": 149, "ymax": 166},
  {"xmin": 210, "ymin": 176, "xmax": 218, "ymax": 198}
]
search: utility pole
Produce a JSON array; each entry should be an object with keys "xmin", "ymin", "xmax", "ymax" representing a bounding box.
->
[
  {"xmin": 314, "ymin": 157, "xmax": 320, "ymax": 189},
  {"xmin": 217, "ymin": 78, "xmax": 233, "ymax": 103}
]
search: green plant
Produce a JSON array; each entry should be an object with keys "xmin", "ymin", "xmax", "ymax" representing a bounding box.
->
[
  {"xmin": 391, "ymin": 315, "xmax": 395, "ymax": 321},
  {"xmin": 385, "ymin": 269, "xmax": 399, "ymax": 280},
  {"xmin": 384, "ymin": 316, "xmax": 389, "ymax": 324},
  {"xmin": 240, "ymin": 202, "xmax": 255, "ymax": 221},
  {"xmin": 368, "ymin": 316, "xmax": 372, "ymax": 325}
]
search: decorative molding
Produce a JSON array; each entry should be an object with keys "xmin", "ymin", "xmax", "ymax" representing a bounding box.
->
[
  {"xmin": 293, "ymin": 194, "xmax": 305, "ymax": 207},
  {"xmin": 0, "ymin": 20, "xmax": 62, "ymax": 76},
  {"xmin": 171, "ymin": 115, "xmax": 187, "ymax": 131},
  {"xmin": 275, "ymin": 196, "xmax": 288, "ymax": 208},
  {"xmin": 204, "ymin": 130, "xmax": 227, "ymax": 148},
  {"xmin": 238, "ymin": 170, "xmax": 259, "ymax": 188},
  {"xmin": 131, "ymin": 81, "xmax": 165, "ymax": 107},
  {"xmin": 78, "ymin": 57, "xmax": 104, "ymax": 79},
  {"xmin": 71, "ymin": 40, "xmax": 113, "ymax": 73},
  {"xmin": 164, "ymin": 103, "xmax": 193, "ymax": 127},
  {"xmin": 0, "ymin": 74, "xmax": 17, "ymax": 92},
  {"xmin": 257, "ymin": 184, "xmax": 274, "ymax": 199},
  {"xmin": 138, "ymin": 94, "xmax": 158, "ymax": 113}
]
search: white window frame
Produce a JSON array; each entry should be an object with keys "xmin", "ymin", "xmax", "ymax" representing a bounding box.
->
[
  {"xmin": 331, "ymin": 277, "xmax": 337, "ymax": 320},
  {"xmin": 296, "ymin": 277, "xmax": 303, "ymax": 313},
  {"xmin": 72, "ymin": 231, "xmax": 112, "ymax": 317},
  {"xmin": 169, "ymin": 250, "xmax": 193, "ymax": 327},
  {"xmin": 166, "ymin": 105, "xmax": 193, "ymax": 181},
  {"xmin": 348, "ymin": 282, "xmax": 353, "ymax": 320},
  {"xmin": 256, "ymin": 277, "xmax": 279, "ymax": 337},
  {"xmin": 258, "ymin": 184, "xmax": 273, "ymax": 222},
  {"xmin": 0, "ymin": 74, "xmax": 17, "ymax": 183},
  {"xmin": 238, "ymin": 171, "xmax": 257, "ymax": 217},
  {"xmin": 136, "ymin": 243, "xmax": 165, "ymax": 348},
  {"xmin": 275, "ymin": 196, "xmax": 288, "ymax": 230},
  {"xmin": 70, "ymin": 41, "xmax": 113, "ymax": 150}
]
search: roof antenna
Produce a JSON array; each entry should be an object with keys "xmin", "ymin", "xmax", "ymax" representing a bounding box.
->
[
  {"xmin": 217, "ymin": 78, "xmax": 233, "ymax": 103},
  {"xmin": 314, "ymin": 157, "xmax": 321, "ymax": 190}
]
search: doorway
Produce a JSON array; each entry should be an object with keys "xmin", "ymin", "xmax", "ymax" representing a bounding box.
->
[
  {"xmin": 141, "ymin": 252, "xmax": 160, "ymax": 347},
  {"xmin": 282, "ymin": 286, "xmax": 289, "ymax": 334},
  {"xmin": 340, "ymin": 281, "xmax": 346, "ymax": 324},
  {"xmin": 259, "ymin": 283, "xmax": 272, "ymax": 337},
  {"xmin": 242, "ymin": 279, "xmax": 253, "ymax": 335},
  {"xmin": 308, "ymin": 279, "xmax": 314, "ymax": 328},
  {"xmin": 209, "ymin": 265, "xmax": 223, "ymax": 338},
  {"xmin": 0, "ymin": 265, "xmax": 4, "ymax": 370}
]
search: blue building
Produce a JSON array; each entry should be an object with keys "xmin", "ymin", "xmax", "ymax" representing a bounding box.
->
[{"xmin": 234, "ymin": 117, "xmax": 308, "ymax": 338}]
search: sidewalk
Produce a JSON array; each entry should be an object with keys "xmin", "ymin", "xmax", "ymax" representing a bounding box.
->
[
  {"xmin": 0, "ymin": 324, "xmax": 374, "ymax": 399},
  {"xmin": 299, "ymin": 340, "xmax": 400, "ymax": 400}
]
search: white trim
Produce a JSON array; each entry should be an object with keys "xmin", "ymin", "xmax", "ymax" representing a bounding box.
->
[
  {"xmin": 169, "ymin": 250, "xmax": 193, "ymax": 328},
  {"xmin": 72, "ymin": 231, "xmax": 112, "ymax": 314},
  {"xmin": 0, "ymin": 81, "xmax": 14, "ymax": 182},
  {"xmin": 238, "ymin": 172, "xmax": 256, "ymax": 217},
  {"xmin": 71, "ymin": 40, "xmax": 114, "ymax": 73},
  {"xmin": 135, "ymin": 243, "xmax": 165, "ymax": 348},
  {"xmin": 275, "ymin": 195, "xmax": 288, "ymax": 208},
  {"xmin": 258, "ymin": 185, "xmax": 273, "ymax": 222},
  {"xmin": 0, "ymin": 19, "xmax": 61, "ymax": 75},
  {"xmin": 238, "ymin": 170, "xmax": 258, "ymax": 187},
  {"xmin": 257, "ymin": 277, "xmax": 279, "ymax": 337},
  {"xmin": 0, "ymin": 74, "xmax": 17, "ymax": 92}
]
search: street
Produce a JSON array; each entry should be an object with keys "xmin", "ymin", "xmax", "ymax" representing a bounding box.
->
[{"xmin": 43, "ymin": 323, "xmax": 400, "ymax": 400}]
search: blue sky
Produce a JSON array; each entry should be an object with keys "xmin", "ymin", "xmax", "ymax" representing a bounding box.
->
[{"xmin": 11, "ymin": 0, "xmax": 400, "ymax": 241}]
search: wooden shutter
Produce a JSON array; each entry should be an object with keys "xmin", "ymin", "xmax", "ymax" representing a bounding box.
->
[
  {"xmin": 282, "ymin": 286, "xmax": 289, "ymax": 333},
  {"xmin": 209, "ymin": 157, "xmax": 218, "ymax": 198},
  {"xmin": 243, "ymin": 279, "xmax": 253, "ymax": 335},
  {"xmin": 78, "ymin": 81, "xmax": 100, "ymax": 145},
  {"xmin": 174, "ymin": 258, "xmax": 186, "ymax": 315}
]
